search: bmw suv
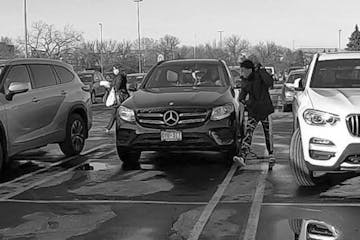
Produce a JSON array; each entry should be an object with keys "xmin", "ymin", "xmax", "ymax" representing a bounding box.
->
[
  {"xmin": 116, "ymin": 59, "xmax": 245, "ymax": 166},
  {"xmin": 291, "ymin": 52, "xmax": 360, "ymax": 186},
  {"xmin": 0, "ymin": 58, "xmax": 92, "ymax": 173}
]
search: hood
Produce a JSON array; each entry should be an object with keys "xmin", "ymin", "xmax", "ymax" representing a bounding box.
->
[
  {"xmin": 308, "ymin": 88, "xmax": 360, "ymax": 114},
  {"xmin": 123, "ymin": 87, "xmax": 233, "ymax": 109}
]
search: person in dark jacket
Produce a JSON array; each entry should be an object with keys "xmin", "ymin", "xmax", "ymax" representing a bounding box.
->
[
  {"xmin": 233, "ymin": 59, "xmax": 275, "ymax": 167},
  {"xmin": 105, "ymin": 64, "xmax": 130, "ymax": 133}
]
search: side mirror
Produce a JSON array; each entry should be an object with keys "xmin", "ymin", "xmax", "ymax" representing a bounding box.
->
[
  {"xmin": 128, "ymin": 82, "xmax": 138, "ymax": 92},
  {"xmin": 234, "ymin": 79, "xmax": 242, "ymax": 89},
  {"xmin": 6, "ymin": 82, "xmax": 29, "ymax": 100},
  {"xmin": 294, "ymin": 78, "xmax": 304, "ymax": 91}
]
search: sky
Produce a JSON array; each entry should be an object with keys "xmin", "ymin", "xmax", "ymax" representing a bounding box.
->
[{"xmin": 1, "ymin": 0, "xmax": 360, "ymax": 49}]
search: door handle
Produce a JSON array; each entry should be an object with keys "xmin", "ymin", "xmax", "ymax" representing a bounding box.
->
[
  {"xmin": 61, "ymin": 90, "xmax": 67, "ymax": 95},
  {"xmin": 32, "ymin": 97, "xmax": 39, "ymax": 103}
]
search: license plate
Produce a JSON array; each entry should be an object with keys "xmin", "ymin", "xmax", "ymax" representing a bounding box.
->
[{"xmin": 161, "ymin": 130, "xmax": 182, "ymax": 142}]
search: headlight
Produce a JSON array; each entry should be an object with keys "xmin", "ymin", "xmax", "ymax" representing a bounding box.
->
[
  {"xmin": 211, "ymin": 104, "xmax": 235, "ymax": 121},
  {"xmin": 118, "ymin": 106, "xmax": 135, "ymax": 122},
  {"xmin": 303, "ymin": 109, "xmax": 340, "ymax": 126}
]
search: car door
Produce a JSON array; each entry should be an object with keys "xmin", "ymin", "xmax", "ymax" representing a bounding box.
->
[
  {"xmin": 27, "ymin": 64, "xmax": 65, "ymax": 142},
  {"xmin": 3, "ymin": 64, "xmax": 41, "ymax": 154}
]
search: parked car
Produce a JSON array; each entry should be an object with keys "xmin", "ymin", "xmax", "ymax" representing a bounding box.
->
[
  {"xmin": 78, "ymin": 70, "xmax": 107, "ymax": 103},
  {"xmin": 281, "ymin": 69, "xmax": 306, "ymax": 112},
  {"xmin": 0, "ymin": 58, "xmax": 92, "ymax": 173},
  {"xmin": 291, "ymin": 52, "xmax": 360, "ymax": 186},
  {"xmin": 116, "ymin": 59, "xmax": 245, "ymax": 167},
  {"xmin": 228, "ymin": 66, "xmax": 242, "ymax": 87}
]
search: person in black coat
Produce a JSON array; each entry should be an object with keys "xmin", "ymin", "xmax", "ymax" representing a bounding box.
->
[
  {"xmin": 233, "ymin": 59, "xmax": 275, "ymax": 167},
  {"xmin": 105, "ymin": 64, "xmax": 130, "ymax": 133}
]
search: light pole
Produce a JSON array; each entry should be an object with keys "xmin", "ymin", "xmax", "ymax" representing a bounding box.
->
[
  {"xmin": 24, "ymin": 0, "xmax": 28, "ymax": 58},
  {"xmin": 134, "ymin": 0, "xmax": 143, "ymax": 73},
  {"xmin": 338, "ymin": 29, "xmax": 342, "ymax": 50},
  {"xmin": 98, "ymin": 23, "xmax": 103, "ymax": 74},
  {"xmin": 218, "ymin": 30, "xmax": 224, "ymax": 49}
]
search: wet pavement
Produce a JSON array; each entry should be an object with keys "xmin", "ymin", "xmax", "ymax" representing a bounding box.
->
[{"xmin": 0, "ymin": 102, "xmax": 359, "ymax": 239}]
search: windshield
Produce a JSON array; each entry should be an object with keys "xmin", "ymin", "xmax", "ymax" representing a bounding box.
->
[
  {"xmin": 311, "ymin": 59, "xmax": 360, "ymax": 88},
  {"xmin": 286, "ymin": 73, "xmax": 305, "ymax": 83},
  {"xmin": 78, "ymin": 74, "xmax": 93, "ymax": 83},
  {"xmin": 144, "ymin": 63, "xmax": 228, "ymax": 89}
]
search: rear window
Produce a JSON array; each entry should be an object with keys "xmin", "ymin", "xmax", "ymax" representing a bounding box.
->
[
  {"xmin": 29, "ymin": 64, "xmax": 57, "ymax": 88},
  {"xmin": 79, "ymin": 74, "xmax": 93, "ymax": 83},
  {"xmin": 144, "ymin": 63, "xmax": 228, "ymax": 88},
  {"xmin": 311, "ymin": 59, "xmax": 360, "ymax": 88},
  {"xmin": 54, "ymin": 66, "xmax": 74, "ymax": 84}
]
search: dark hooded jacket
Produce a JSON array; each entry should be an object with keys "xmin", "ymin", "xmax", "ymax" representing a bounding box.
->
[{"xmin": 239, "ymin": 68, "xmax": 274, "ymax": 121}]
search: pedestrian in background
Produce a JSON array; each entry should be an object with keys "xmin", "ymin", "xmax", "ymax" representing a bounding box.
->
[
  {"xmin": 105, "ymin": 64, "xmax": 130, "ymax": 133},
  {"xmin": 233, "ymin": 59, "xmax": 275, "ymax": 167}
]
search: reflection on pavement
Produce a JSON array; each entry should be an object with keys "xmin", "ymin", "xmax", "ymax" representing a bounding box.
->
[{"xmin": 288, "ymin": 218, "xmax": 340, "ymax": 240}]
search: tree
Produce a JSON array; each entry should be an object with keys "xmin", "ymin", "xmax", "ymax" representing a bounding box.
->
[
  {"xmin": 27, "ymin": 21, "xmax": 83, "ymax": 59},
  {"xmin": 346, "ymin": 24, "xmax": 360, "ymax": 51},
  {"xmin": 158, "ymin": 35, "xmax": 180, "ymax": 60},
  {"xmin": 225, "ymin": 35, "xmax": 250, "ymax": 65}
]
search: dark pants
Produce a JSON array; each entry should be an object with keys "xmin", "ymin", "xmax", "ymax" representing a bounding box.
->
[
  {"xmin": 105, "ymin": 107, "xmax": 118, "ymax": 130},
  {"xmin": 239, "ymin": 115, "xmax": 273, "ymax": 158}
]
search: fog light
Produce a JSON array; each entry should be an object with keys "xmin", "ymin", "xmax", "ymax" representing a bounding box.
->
[
  {"xmin": 210, "ymin": 130, "xmax": 234, "ymax": 145},
  {"xmin": 309, "ymin": 150, "xmax": 335, "ymax": 160},
  {"xmin": 310, "ymin": 137, "xmax": 335, "ymax": 146}
]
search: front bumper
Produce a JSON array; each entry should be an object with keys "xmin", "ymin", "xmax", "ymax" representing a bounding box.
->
[
  {"xmin": 116, "ymin": 117, "xmax": 237, "ymax": 152},
  {"xmin": 300, "ymin": 118, "xmax": 360, "ymax": 171}
]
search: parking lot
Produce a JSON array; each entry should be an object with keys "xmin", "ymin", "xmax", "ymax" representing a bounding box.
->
[{"xmin": 0, "ymin": 96, "xmax": 358, "ymax": 240}]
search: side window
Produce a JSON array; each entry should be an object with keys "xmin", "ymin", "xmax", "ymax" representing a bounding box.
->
[
  {"xmin": 54, "ymin": 66, "xmax": 74, "ymax": 84},
  {"xmin": 29, "ymin": 64, "xmax": 57, "ymax": 89},
  {"xmin": 4, "ymin": 65, "xmax": 31, "ymax": 92}
]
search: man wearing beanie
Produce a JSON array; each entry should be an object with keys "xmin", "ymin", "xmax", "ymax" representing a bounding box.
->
[{"xmin": 233, "ymin": 59, "xmax": 275, "ymax": 168}]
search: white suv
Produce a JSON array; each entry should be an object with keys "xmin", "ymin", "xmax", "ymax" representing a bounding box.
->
[{"xmin": 291, "ymin": 52, "xmax": 360, "ymax": 186}]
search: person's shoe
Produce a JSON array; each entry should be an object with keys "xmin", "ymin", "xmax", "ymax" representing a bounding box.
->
[{"xmin": 233, "ymin": 156, "xmax": 246, "ymax": 167}]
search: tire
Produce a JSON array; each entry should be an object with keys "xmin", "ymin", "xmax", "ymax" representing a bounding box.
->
[
  {"xmin": 59, "ymin": 114, "xmax": 86, "ymax": 156},
  {"xmin": 117, "ymin": 146, "xmax": 141, "ymax": 168},
  {"xmin": 91, "ymin": 91, "xmax": 96, "ymax": 104},
  {"xmin": 288, "ymin": 219, "xmax": 303, "ymax": 239},
  {"xmin": 289, "ymin": 128, "xmax": 316, "ymax": 186}
]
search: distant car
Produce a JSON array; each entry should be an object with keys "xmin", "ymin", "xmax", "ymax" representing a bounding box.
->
[
  {"xmin": 116, "ymin": 59, "xmax": 245, "ymax": 167},
  {"xmin": 0, "ymin": 58, "xmax": 92, "ymax": 173},
  {"xmin": 281, "ymin": 69, "xmax": 306, "ymax": 112},
  {"xmin": 265, "ymin": 66, "xmax": 277, "ymax": 81},
  {"xmin": 291, "ymin": 52, "xmax": 360, "ymax": 186},
  {"xmin": 78, "ymin": 70, "xmax": 107, "ymax": 103}
]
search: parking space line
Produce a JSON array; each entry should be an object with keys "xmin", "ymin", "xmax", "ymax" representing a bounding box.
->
[
  {"xmin": 0, "ymin": 144, "xmax": 111, "ymax": 189},
  {"xmin": 262, "ymin": 202, "xmax": 360, "ymax": 207},
  {"xmin": 0, "ymin": 199, "xmax": 208, "ymax": 205},
  {"xmin": 187, "ymin": 163, "xmax": 238, "ymax": 240},
  {"xmin": 0, "ymin": 149, "xmax": 116, "ymax": 200},
  {"xmin": 241, "ymin": 163, "xmax": 268, "ymax": 240}
]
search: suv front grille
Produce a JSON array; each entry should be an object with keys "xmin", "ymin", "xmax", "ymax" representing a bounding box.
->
[
  {"xmin": 346, "ymin": 114, "xmax": 360, "ymax": 137},
  {"xmin": 136, "ymin": 108, "xmax": 210, "ymax": 129}
]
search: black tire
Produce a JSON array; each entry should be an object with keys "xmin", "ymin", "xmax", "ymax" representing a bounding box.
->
[
  {"xmin": 91, "ymin": 91, "xmax": 97, "ymax": 104},
  {"xmin": 117, "ymin": 146, "xmax": 141, "ymax": 168},
  {"xmin": 289, "ymin": 128, "xmax": 316, "ymax": 186},
  {"xmin": 288, "ymin": 219, "xmax": 303, "ymax": 239},
  {"xmin": 59, "ymin": 114, "xmax": 86, "ymax": 156}
]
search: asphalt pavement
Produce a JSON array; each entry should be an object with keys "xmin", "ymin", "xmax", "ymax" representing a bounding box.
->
[{"xmin": 0, "ymin": 101, "xmax": 359, "ymax": 240}]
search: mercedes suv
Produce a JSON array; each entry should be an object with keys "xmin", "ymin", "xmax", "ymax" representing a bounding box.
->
[
  {"xmin": 116, "ymin": 59, "xmax": 245, "ymax": 166},
  {"xmin": 0, "ymin": 58, "xmax": 92, "ymax": 173},
  {"xmin": 291, "ymin": 52, "xmax": 360, "ymax": 186}
]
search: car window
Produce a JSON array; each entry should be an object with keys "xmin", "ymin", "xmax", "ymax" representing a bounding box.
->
[
  {"xmin": 79, "ymin": 74, "xmax": 93, "ymax": 83},
  {"xmin": 4, "ymin": 65, "xmax": 32, "ymax": 92},
  {"xmin": 29, "ymin": 64, "xmax": 57, "ymax": 88},
  {"xmin": 144, "ymin": 63, "xmax": 227, "ymax": 88},
  {"xmin": 54, "ymin": 66, "xmax": 74, "ymax": 84},
  {"xmin": 311, "ymin": 59, "xmax": 360, "ymax": 88}
]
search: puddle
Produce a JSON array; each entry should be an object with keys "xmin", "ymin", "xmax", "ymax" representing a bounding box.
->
[{"xmin": 75, "ymin": 162, "xmax": 119, "ymax": 171}]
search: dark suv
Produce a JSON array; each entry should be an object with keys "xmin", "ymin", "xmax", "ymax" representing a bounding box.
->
[
  {"xmin": 116, "ymin": 59, "xmax": 245, "ymax": 166},
  {"xmin": 0, "ymin": 58, "xmax": 92, "ymax": 172}
]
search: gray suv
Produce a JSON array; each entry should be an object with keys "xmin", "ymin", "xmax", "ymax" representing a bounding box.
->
[{"xmin": 0, "ymin": 58, "xmax": 93, "ymax": 172}]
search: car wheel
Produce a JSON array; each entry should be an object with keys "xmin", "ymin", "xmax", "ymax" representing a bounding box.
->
[
  {"xmin": 288, "ymin": 219, "xmax": 303, "ymax": 239},
  {"xmin": 289, "ymin": 128, "xmax": 316, "ymax": 186},
  {"xmin": 117, "ymin": 146, "xmax": 141, "ymax": 169},
  {"xmin": 60, "ymin": 114, "xmax": 86, "ymax": 156},
  {"xmin": 91, "ymin": 91, "xmax": 96, "ymax": 104}
]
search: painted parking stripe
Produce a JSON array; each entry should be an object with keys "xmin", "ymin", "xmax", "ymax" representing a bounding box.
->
[
  {"xmin": 0, "ymin": 149, "xmax": 116, "ymax": 200},
  {"xmin": 262, "ymin": 202, "xmax": 360, "ymax": 207},
  {"xmin": 187, "ymin": 163, "xmax": 238, "ymax": 240},
  {"xmin": 242, "ymin": 163, "xmax": 268, "ymax": 240},
  {"xmin": 0, "ymin": 144, "xmax": 111, "ymax": 189}
]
